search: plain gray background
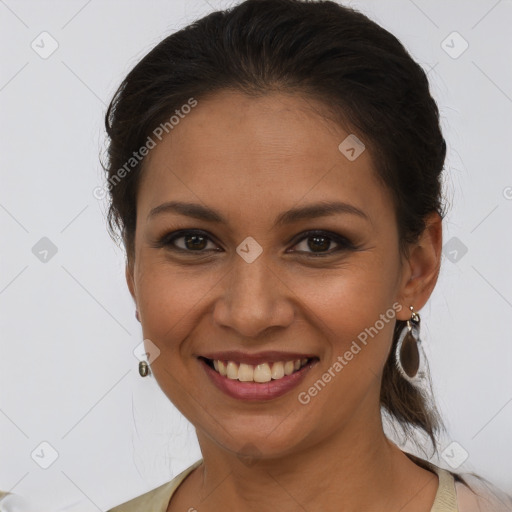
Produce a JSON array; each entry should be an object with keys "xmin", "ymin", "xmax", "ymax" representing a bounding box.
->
[{"xmin": 1, "ymin": 0, "xmax": 511, "ymax": 510}]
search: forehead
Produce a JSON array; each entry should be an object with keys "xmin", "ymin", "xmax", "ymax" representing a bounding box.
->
[{"xmin": 137, "ymin": 90, "xmax": 392, "ymax": 227}]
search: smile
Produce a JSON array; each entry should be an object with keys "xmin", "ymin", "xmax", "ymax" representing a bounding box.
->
[
  {"xmin": 204, "ymin": 357, "xmax": 313, "ymax": 382},
  {"xmin": 198, "ymin": 356, "xmax": 320, "ymax": 401}
]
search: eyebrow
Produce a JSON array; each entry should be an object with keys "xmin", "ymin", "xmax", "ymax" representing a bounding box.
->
[{"xmin": 147, "ymin": 200, "xmax": 370, "ymax": 227}]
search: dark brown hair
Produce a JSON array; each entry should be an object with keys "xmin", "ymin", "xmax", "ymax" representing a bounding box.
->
[{"xmin": 101, "ymin": 0, "xmax": 475, "ymax": 486}]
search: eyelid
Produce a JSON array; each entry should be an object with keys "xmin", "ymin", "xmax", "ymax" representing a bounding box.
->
[
  {"xmin": 159, "ymin": 229, "xmax": 222, "ymax": 252},
  {"xmin": 287, "ymin": 229, "xmax": 355, "ymax": 252}
]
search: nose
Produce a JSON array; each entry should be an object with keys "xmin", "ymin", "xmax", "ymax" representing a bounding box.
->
[{"xmin": 212, "ymin": 254, "xmax": 295, "ymax": 339}]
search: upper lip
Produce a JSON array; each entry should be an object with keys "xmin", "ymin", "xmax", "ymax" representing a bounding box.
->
[{"xmin": 199, "ymin": 351, "xmax": 318, "ymax": 365}]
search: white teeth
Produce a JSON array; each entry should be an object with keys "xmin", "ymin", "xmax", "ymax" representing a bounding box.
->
[
  {"xmin": 238, "ymin": 363, "xmax": 254, "ymax": 382},
  {"xmin": 271, "ymin": 361, "xmax": 285, "ymax": 380},
  {"xmin": 218, "ymin": 360, "xmax": 227, "ymax": 376},
  {"xmin": 210, "ymin": 358, "xmax": 310, "ymax": 382},
  {"xmin": 254, "ymin": 363, "xmax": 272, "ymax": 383},
  {"xmin": 284, "ymin": 361, "xmax": 295, "ymax": 375},
  {"xmin": 226, "ymin": 361, "xmax": 239, "ymax": 380}
]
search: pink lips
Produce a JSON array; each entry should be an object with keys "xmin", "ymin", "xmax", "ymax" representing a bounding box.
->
[{"xmin": 199, "ymin": 356, "xmax": 319, "ymax": 401}]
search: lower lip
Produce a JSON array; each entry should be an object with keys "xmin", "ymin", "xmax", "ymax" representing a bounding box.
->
[{"xmin": 199, "ymin": 358, "xmax": 318, "ymax": 401}]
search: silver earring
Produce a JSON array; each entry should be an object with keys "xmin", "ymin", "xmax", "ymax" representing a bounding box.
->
[
  {"xmin": 139, "ymin": 360, "xmax": 150, "ymax": 377},
  {"xmin": 395, "ymin": 306, "xmax": 426, "ymax": 385}
]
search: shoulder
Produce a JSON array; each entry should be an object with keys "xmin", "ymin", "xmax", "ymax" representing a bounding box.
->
[
  {"xmin": 454, "ymin": 472, "xmax": 512, "ymax": 512},
  {"xmin": 404, "ymin": 453, "xmax": 512, "ymax": 512},
  {"xmin": 106, "ymin": 459, "xmax": 203, "ymax": 512}
]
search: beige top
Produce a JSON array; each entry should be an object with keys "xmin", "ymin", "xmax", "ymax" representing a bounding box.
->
[
  {"xmin": 105, "ymin": 458, "xmax": 512, "ymax": 512},
  {"xmin": 1, "ymin": 458, "xmax": 509, "ymax": 511}
]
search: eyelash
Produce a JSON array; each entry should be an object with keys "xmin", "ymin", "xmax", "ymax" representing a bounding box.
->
[{"xmin": 154, "ymin": 229, "xmax": 356, "ymax": 257}]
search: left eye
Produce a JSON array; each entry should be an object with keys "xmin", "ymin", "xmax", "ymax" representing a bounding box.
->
[
  {"xmin": 291, "ymin": 231, "xmax": 350, "ymax": 255},
  {"xmin": 157, "ymin": 230, "xmax": 353, "ymax": 256}
]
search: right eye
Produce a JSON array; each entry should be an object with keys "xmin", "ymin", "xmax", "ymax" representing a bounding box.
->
[{"xmin": 157, "ymin": 230, "xmax": 222, "ymax": 253}]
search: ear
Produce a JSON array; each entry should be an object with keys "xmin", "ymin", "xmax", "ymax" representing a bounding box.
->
[
  {"xmin": 396, "ymin": 212, "xmax": 442, "ymax": 321},
  {"xmin": 125, "ymin": 261, "xmax": 137, "ymax": 304}
]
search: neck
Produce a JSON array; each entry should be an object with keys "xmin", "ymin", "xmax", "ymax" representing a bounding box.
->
[{"xmin": 191, "ymin": 405, "xmax": 436, "ymax": 511}]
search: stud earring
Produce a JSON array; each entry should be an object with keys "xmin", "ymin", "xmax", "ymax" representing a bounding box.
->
[
  {"xmin": 395, "ymin": 306, "xmax": 426, "ymax": 385},
  {"xmin": 139, "ymin": 360, "xmax": 150, "ymax": 377}
]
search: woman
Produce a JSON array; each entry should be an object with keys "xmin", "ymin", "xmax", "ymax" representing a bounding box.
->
[{"xmin": 102, "ymin": 0, "xmax": 512, "ymax": 510}]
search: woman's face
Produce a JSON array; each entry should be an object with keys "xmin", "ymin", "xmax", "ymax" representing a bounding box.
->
[{"xmin": 126, "ymin": 89, "xmax": 420, "ymax": 459}]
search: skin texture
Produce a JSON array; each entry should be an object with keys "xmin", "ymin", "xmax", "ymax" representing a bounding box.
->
[{"xmin": 126, "ymin": 89, "xmax": 443, "ymax": 511}]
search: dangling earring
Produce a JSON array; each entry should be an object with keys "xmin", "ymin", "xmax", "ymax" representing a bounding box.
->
[
  {"xmin": 139, "ymin": 360, "xmax": 151, "ymax": 377},
  {"xmin": 395, "ymin": 306, "xmax": 426, "ymax": 385}
]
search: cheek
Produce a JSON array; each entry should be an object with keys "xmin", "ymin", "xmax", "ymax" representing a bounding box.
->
[
  {"xmin": 301, "ymin": 272, "xmax": 397, "ymax": 347},
  {"xmin": 136, "ymin": 261, "xmax": 220, "ymax": 352},
  {"xmin": 293, "ymin": 257, "xmax": 400, "ymax": 373},
  {"xmin": 135, "ymin": 264, "xmax": 213, "ymax": 412},
  {"xmin": 296, "ymin": 278, "xmax": 399, "ymax": 419}
]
